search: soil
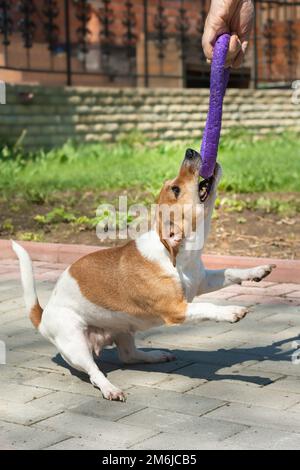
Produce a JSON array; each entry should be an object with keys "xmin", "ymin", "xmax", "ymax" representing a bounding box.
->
[{"xmin": 0, "ymin": 190, "xmax": 299, "ymax": 260}]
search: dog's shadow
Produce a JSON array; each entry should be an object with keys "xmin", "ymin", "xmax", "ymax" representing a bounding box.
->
[{"xmin": 52, "ymin": 334, "xmax": 299, "ymax": 387}]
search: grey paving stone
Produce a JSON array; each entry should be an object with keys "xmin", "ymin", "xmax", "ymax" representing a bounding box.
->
[
  {"xmin": 29, "ymin": 391, "xmax": 91, "ymax": 415},
  {"xmin": 9, "ymin": 336, "xmax": 57, "ymax": 356},
  {"xmin": 2, "ymin": 350, "xmax": 38, "ymax": 366},
  {"xmin": 246, "ymin": 359, "xmax": 300, "ymax": 377},
  {"xmin": 0, "ymin": 399, "xmax": 62, "ymax": 425},
  {"xmin": 150, "ymin": 374, "xmax": 207, "ymax": 393},
  {"xmin": 166, "ymin": 361, "xmax": 257, "ymax": 385},
  {"xmin": 70, "ymin": 397, "xmax": 146, "ymax": 421},
  {"xmin": 214, "ymin": 366, "xmax": 283, "ymax": 387},
  {"xmin": 0, "ymin": 308, "xmax": 24, "ymax": 325},
  {"xmin": 125, "ymin": 386, "xmax": 225, "ymax": 416},
  {"xmin": 45, "ymin": 437, "xmax": 129, "ymax": 450},
  {"xmin": 0, "ymin": 365, "xmax": 43, "ymax": 384},
  {"xmin": 131, "ymin": 431, "xmax": 228, "ymax": 450},
  {"xmin": 24, "ymin": 371, "xmax": 105, "ymax": 397},
  {"xmin": 0, "ymin": 382, "xmax": 52, "ymax": 404},
  {"xmin": 36, "ymin": 412, "xmax": 158, "ymax": 447},
  {"xmin": 222, "ymin": 426, "xmax": 300, "ymax": 450},
  {"xmin": 0, "ymin": 420, "xmax": 69, "ymax": 450},
  {"xmin": 118, "ymin": 406, "xmax": 246, "ymax": 437},
  {"xmin": 206, "ymin": 402, "xmax": 300, "ymax": 432},
  {"xmin": 107, "ymin": 362, "xmax": 191, "ymax": 389},
  {"xmin": 137, "ymin": 322, "xmax": 234, "ymax": 348},
  {"xmin": 187, "ymin": 380, "xmax": 300, "ymax": 410},
  {"xmin": 265, "ymin": 377, "xmax": 300, "ymax": 394}
]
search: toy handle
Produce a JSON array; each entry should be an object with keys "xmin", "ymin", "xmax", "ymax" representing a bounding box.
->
[{"xmin": 200, "ymin": 33, "xmax": 230, "ymax": 179}]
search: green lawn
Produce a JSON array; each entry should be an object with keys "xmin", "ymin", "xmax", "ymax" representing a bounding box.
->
[{"xmin": 0, "ymin": 130, "xmax": 299, "ymax": 198}]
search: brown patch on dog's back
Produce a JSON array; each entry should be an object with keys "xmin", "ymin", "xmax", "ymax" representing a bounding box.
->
[{"xmin": 69, "ymin": 241, "xmax": 187, "ymax": 325}]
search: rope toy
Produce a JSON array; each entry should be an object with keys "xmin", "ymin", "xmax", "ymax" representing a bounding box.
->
[{"xmin": 200, "ymin": 33, "xmax": 230, "ymax": 180}]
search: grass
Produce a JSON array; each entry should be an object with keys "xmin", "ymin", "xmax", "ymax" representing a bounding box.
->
[{"xmin": 0, "ymin": 129, "xmax": 299, "ymax": 201}]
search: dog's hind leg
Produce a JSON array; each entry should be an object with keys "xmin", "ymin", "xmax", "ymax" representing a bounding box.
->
[
  {"xmin": 200, "ymin": 264, "xmax": 276, "ymax": 294},
  {"xmin": 115, "ymin": 332, "xmax": 175, "ymax": 364},
  {"xmin": 44, "ymin": 311, "xmax": 125, "ymax": 401}
]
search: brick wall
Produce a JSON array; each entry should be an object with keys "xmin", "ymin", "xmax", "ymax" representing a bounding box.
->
[{"xmin": 0, "ymin": 84, "xmax": 298, "ymax": 149}]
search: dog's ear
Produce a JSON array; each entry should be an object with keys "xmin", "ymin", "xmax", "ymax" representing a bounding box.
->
[{"xmin": 158, "ymin": 216, "xmax": 183, "ymax": 267}]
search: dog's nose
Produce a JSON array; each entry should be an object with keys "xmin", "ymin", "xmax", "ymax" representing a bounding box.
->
[{"xmin": 185, "ymin": 148, "xmax": 199, "ymax": 160}]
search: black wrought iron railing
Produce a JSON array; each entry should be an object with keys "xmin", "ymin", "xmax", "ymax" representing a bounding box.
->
[{"xmin": 0, "ymin": 0, "xmax": 299, "ymax": 88}]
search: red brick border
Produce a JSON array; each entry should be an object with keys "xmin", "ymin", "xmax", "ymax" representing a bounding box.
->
[{"xmin": 1, "ymin": 239, "xmax": 299, "ymax": 283}]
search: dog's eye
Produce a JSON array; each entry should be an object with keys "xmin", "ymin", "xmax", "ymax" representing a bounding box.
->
[{"xmin": 171, "ymin": 186, "xmax": 180, "ymax": 197}]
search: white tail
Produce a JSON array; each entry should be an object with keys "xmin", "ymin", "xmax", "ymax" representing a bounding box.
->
[{"xmin": 12, "ymin": 241, "xmax": 43, "ymax": 328}]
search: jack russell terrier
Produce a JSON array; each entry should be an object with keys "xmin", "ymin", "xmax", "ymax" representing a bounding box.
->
[{"xmin": 13, "ymin": 149, "xmax": 275, "ymax": 401}]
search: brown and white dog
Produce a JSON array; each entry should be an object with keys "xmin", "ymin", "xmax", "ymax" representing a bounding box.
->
[{"xmin": 13, "ymin": 149, "xmax": 275, "ymax": 401}]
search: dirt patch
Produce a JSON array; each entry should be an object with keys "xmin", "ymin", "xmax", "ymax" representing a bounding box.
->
[{"xmin": 0, "ymin": 190, "xmax": 299, "ymax": 260}]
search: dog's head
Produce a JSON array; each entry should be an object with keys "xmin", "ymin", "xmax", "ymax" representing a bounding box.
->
[{"xmin": 156, "ymin": 148, "xmax": 222, "ymax": 266}]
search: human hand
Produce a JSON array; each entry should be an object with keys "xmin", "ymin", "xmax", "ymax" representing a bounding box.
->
[{"xmin": 202, "ymin": 0, "xmax": 254, "ymax": 68}]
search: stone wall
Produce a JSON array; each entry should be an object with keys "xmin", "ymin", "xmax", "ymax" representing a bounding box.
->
[{"xmin": 0, "ymin": 84, "xmax": 298, "ymax": 149}]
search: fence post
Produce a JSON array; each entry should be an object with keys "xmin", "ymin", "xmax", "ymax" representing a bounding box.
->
[
  {"xmin": 143, "ymin": 0, "xmax": 149, "ymax": 87},
  {"xmin": 64, "ymin": 0, "xmax": 72, "ymax": 86}
]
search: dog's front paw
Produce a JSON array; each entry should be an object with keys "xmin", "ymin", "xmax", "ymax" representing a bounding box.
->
[
  {"xmin": 222, "ymin": 306, "xmax": 249, "ymax": 323},
  {"xmin": 102, "ymin": 385, "xmax": 126, "ymax": 402},
  {"xmin": 248, "ymin": 264, "xmax": 276, "ymax": 283}
]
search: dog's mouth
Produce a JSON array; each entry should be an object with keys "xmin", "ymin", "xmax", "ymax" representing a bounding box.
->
[{"xmin": 198, "ymin": 176, "xmax": 214, "ymax": 203}]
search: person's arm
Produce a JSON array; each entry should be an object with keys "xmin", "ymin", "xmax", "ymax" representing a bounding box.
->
[{"xmin": 202, "ymin": 0, "xmax": 254, "ymax": 68}]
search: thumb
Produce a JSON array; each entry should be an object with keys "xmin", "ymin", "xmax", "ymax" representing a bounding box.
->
[{"xmin": 226, "ymin": 33, "xmax": 242, "ymax": 66}]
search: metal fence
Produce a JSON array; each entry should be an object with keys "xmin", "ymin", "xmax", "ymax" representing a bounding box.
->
[{"xmin": 0, "ymin": 0, "xmax": 299, "ymax": 88}]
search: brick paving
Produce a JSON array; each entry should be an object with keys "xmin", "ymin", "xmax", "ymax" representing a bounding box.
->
[{"xmin": 0, "ymin": 258, "xmax": 300, "ymax": 450}]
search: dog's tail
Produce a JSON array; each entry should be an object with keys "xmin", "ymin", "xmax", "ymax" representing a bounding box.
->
[{"xmin": 12, "ymin": 240, "xmax": 43, "ymax": 328}]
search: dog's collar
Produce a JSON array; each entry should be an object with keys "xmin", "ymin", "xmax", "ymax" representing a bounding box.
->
[{"xmin": 198, "ymin": 176, "xmax": 214, "ymax": 203}]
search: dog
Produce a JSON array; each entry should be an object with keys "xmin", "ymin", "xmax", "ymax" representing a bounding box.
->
[{"xmin": 13, "ymin": 148, "xmax": 275, "ymax": 401}]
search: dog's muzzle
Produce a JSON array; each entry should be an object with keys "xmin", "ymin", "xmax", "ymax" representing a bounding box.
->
[{"xmin": 198, "ymin": 176, "xmax": 214, "ymax": 203}]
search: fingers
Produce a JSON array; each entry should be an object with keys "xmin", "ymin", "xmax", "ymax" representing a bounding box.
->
[
  {"xmin": 226, "ymin": 33, "xmax": 242, "ymax": 67},
  {"xmin": 204, "ymin": 33, "xmax": 249, "ymax": 69}
]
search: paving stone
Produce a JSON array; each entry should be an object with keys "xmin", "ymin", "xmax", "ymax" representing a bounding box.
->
[
  {"xmin": 36, "ymin": 412, "xmax": 158, "ymax": 447},
  {"xmin": 149, "ymin": 374, "xmax": 207, "ymax": 393},
  {"xmin": 0, "ymin": 365, "xmax": 43, "ymax": 384},
  {"xmin": 8, "ymin": 336, "xmax": 57, "ymax": 356},
  {"xmin": 24, "ymin": 371, "xmax": 108, "ymax": 397},
  {"xmin": 0, "ymin": 382, "xmax": 52, "ymax": 404},
  {"xmin": 131, "ymin": 431, "xmax": 228, "ymax": 450},
  {"xmin": 3, "ymin": 350, "xmax": 39, "ymax": 367},
  {"xmin": 187, "ymin": 380, "xmax": 300, "ymax": 410},
  {"xmin": 167, "ymin": 361, "xmax": 257, "ymax": 385},
  {"xmin": 210, "ymin": 365, "xmax": 283, "ymax": 387},
  {"xmin": 45, "ymin": 437, "xmax": 129, "ymax": 450},
  {"xmin": 206, "ymin": 402, "xmax": 300, "ymax": 432},
  {"xmin": 107, "ymin": 361, "xmax": 191, "ymax": 389},
  {"xmin": 265, "ymin": 377, "xmax": 300, "ymax": 394},
  {"xmin": 0, "ymin": 399, "xmax": 62, "ymax": 425},
  {"xmin": 0, "ymin": 420, "xmax": 69, "ymax": 450},
  {"xmin": 119, "ymin": 407, "xmax": 247, "ymax": 437},
  {"xmin": 29, "ymin": 391, "xmax": 91, "ymax": 415},
  {"xmin": 246, "ymin": 359, "xmax": 300, "ymax": 377},
  {"xmin": 70, "ymin": 396, "xmax": 146, "ymax": 421},
  {"xmin": 221, "ymin": 426, "xmax": 300, "ymax": 450},
  {"xmin": 230, "ymin": 295, "xmax": 299, "ymax": 307},
  {"xmin": 124, "ymin": 386, "xmax": 225, "ymax": 416}
]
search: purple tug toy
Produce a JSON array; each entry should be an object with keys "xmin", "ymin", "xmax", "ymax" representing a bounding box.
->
[{"xmin": 200, "ymin": 33, "xmax": 230, "ymax": 180}]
